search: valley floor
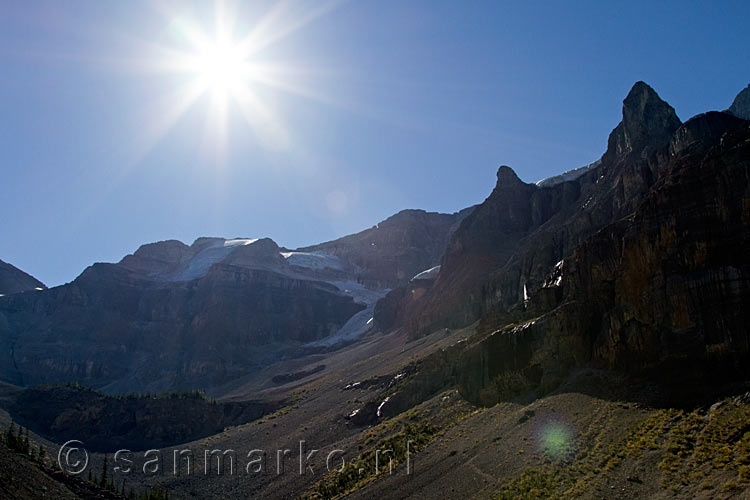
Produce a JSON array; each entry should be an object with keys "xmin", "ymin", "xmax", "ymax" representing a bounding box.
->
[{"xmin": 8, "ymin": 324, "xmax": 743, "ymax": 500}]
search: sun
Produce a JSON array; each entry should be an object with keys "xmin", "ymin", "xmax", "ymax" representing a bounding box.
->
[
  {"xmin": 191, "ymin": 40, "xmax": 246, "ymax": 96},
  {"xmin": 170, "ymin": 14, "xmax": 261, "ymax": 115},
  {"xmin": 133, "ymin": 0, "xmax": 344, "ymax": 157}
]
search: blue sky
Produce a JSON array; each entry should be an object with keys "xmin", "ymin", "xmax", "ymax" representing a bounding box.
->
[{"xmin": 1, "ymin": 0, "xmax": 748, "ymax": 287}]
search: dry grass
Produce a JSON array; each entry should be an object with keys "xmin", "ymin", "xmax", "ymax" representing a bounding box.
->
[{"xmin": 491, "ymin": 398, "xmax": 750, "ymax": 499}]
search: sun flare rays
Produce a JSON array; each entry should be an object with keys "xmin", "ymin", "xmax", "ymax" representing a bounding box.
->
[{"xmin": 131, "ymin": 0, "xmax": 344, "ymax": 160}]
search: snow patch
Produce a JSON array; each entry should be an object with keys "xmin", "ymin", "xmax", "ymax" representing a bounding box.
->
[
  {"xmin": 281, "ymin": 251, "xmax": 343, "ymax": 271},
  {"xmin": 553, "ymin": 260, "xmax": 564, "ymax": 287},
  {"xmin": 544, "ymin": 260, "xmax": 564, "ymax": 288},
  {"xmin": 174, "ymin": 238, "xmax": 258, "ymax": 281},
  {"xmin": 535, "ymin": 159, "xmax": 601, "ymax": 187},
  {"xmin": 376, "ymin": 396, "xmax": 390, "ymax": 418},
  {"xmin": 411, "ymin": 265, "xmax": 441, "ymax": 281},
  {"xmin": 328, "ymin": 280, "xmax": 385, "ymax": 306},
  {"xmin": 224, "ymin": 238, "xmax": 259, "ymax": 247},
  {"xmin": 305, "ymin": 280, "xmax": 388, "ymax": 347}
]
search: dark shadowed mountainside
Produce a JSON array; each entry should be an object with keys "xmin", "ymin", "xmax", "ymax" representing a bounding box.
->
[
  {"xmin": 0, "ymin": 209, "xmax": 467, "ymax": 394},
  {"xmin": 0, "ymin": 259, "xmax": 46, "ymax": 295},
  {"xmin": 298, "ymin": 208, "xmax": 473, "ymax": 289},
  {"xmin": 4, "ymin": 385, "xmax": 282, "ymax": 452}
]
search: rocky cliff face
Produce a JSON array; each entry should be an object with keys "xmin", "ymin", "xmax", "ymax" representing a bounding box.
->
[
  {"xmin": 0, "ymin": 259, "xmax": 46, "ymax": 295},
  {"xmin": 299, "ymin": 208, "xmax": 473, "ymax": 289},
  {"xmin": 670, "ymin": 111, "xmax": 746, "ymax": 155},
  {"xmin": 378, "ymin": 82, "xmax": 684, "ymax": 336},
  {"xmin": 374, "ymin": 168, "xmax": 581, "ymax": 332},
  {"xmin": 368, "ymin": 82, "xmax": 750, "ymax": 408},
  {"xmin": 0, "ymin": 238, "xmax": 366, "ymax": 393},
  {"xmin": 601, "ymin": 81, "xmax": 681, "ymax": 162},
  {"xmin": 0, "ymin": 208, "xmax": 466, "ymax": 393},
  {"xmin": 457, "ymin": 116, "xmax": 750, "ymax": 405},
  {"xmin": 727, "ymin": 83, "xmax": 750, "ymax": 120},
  {"xmin": 0, "ymin": 260, "xmax": 363, "ymax": 393}
]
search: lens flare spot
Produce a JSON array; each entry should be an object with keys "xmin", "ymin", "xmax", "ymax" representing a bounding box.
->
[
  {"xmin": 325, "ymin": 190, "xmax": 348, "ymax": 214},
  {"xmin": 538, "ymin": 422, "xmax": 573, "ymax": 459}
]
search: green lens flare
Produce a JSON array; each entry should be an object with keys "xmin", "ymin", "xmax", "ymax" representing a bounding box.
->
[{"xmin": 539, "ymin": 423, "xmax": 572, "ymax": 459}]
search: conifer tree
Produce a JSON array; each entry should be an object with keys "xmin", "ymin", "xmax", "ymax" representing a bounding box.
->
[
  {"xmin": 23, "ymin": 427, "xmax": 30, "ymax": 455},
  {"xmin": 100, "ymin": 454, "xmax": 108, "ymax": 488},
  {"xmin": 6, "ymin": 421, "xmax": 16, "ymax": 449}
]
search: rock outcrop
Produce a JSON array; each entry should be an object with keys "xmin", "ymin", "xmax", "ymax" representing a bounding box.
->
[
  {"xmin": 601, "ymin": 81, "xmax": 681, "ymax": 163},
  {"xmin": 299, "ymin": 208, "xmax": 473, "ymax": 289},
  {"xmin": 727, "ymin": 83, "xmax": 750, "ymax": 120},
  {"xmin": 376, "ymin": 81, "xmax": 685, "ymax": 336},
  {"xmin": 369, "ymin": 81, "xmax": 750, "ymax": 407},
  {"xmin": 0, "ymin": 259, "xmax": 46, "ymax": 295},
  {"xmin": 670, "ymin": 111, "xmax": 746, "ymax": 155},
  {"xmin": 458, "ymin": 117, "xmax": 750, "ymax": 405}
]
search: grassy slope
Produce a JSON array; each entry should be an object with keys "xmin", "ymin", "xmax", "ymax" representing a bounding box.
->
[{"xmin": 343, "ymin": 389, "xmax": 750, "ymax": 500}]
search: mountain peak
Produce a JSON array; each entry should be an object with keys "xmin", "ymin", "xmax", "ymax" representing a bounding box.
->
[
  {"xmin": 625, "ymin": 80, "xmax": 656, "ymax": 100},
  {"xmin": 727, "ymin": 83, "xmax": 750, "ymax": 120},
  {"xmin": 603, "ymin": 81, "xmax": 681, "ymax": 162},
  {"xmin": 0, "ymin": 259, "xmax": 46, "ymax": 295},
  {"xmin": 495, "ymin": 165, "xmax": 524, "ymax": 186}
]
